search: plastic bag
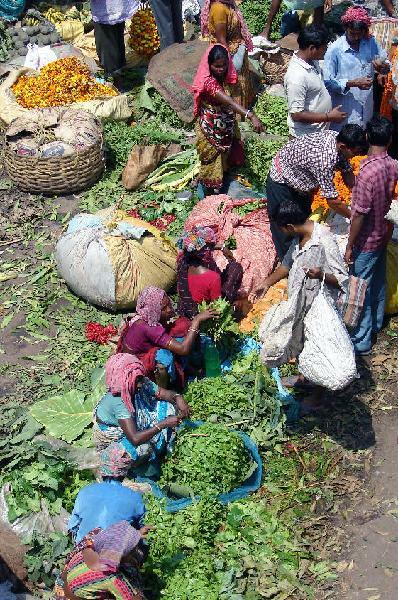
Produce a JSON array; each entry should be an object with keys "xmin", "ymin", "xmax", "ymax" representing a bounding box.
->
[
  {"xmin": 385, "ymin": 199, "xmax": 398, "ymax": 226},
  {"xmin": 259, "ymin": 282, "xmax": 307, "ymax": 367},
  {"xmin": 24, "ymin": 44, "xmax": 57, "ymax": 71},
  {"xmin": 55, "ymin": 207, "xmax": 177, "ymax": 310},
  {"xmin": 298, "ymin": 280, "xmax": 357, "ymax": 390},
  {"xmin": 232, "ymin": 43, "xmax": 246, "ymax": 72},
  {"xmin": 137, "ymin": 421, "xmax": 262, "ymax": 512}
]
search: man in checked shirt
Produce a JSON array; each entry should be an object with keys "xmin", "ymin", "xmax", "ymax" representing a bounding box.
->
[{"xmin": 267, "ymin": 124, "xmax": 367, "ymax": 259}]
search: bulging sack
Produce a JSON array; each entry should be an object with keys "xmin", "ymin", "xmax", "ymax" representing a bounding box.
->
[
  {"xmin": 55, "ymin": 207, "xmax": 178, "ymax": 310},
  {"xmin": 298, "ymin": 282, "xmax": 357, "ymax": 391}
]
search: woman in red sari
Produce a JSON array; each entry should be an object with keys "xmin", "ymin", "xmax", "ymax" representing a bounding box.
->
[
  {"xmin": 117, "ymin": 286, "xmax": 216, "ymax": 388},
  {"xmin": 192, "ymin": 44, "xmax": 263, "ymax": 196}
]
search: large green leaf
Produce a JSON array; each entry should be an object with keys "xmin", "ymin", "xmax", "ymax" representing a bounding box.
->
[{"xmin": 30, "ymin": 389, "xmax": 98, "ymax": 443}]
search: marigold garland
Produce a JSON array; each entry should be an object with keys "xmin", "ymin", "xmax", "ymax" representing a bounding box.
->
[
  {"xmin": 128, "ymin": 7, "xmax": 160, "ymax": 57},
  {"xmin": 12, "ymin": 57, "xmax": 118, "ymax": 109},
  {"xmin": 311, "ymin": 155, "xmax": 367, "ymax": 213}
]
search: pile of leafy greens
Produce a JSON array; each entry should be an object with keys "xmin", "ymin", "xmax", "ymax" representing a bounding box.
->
[
  {"xmin": 255, "ymin": 93, "xmax": 289, "ymax": 137},
  {"xmin": 240, "ymin": 0, "xmax": 286, "ymax": 39},
  {"xmin": 244, "ymin": 136, "xmax": 286, "ymax": 185}
]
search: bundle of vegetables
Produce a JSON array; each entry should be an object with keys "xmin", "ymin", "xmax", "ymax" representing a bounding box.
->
[
  {"xmin": 254, "ymin": 93, "xmax": 289, "ymax": 137},
  {"xmin": 311, "ymin": 155, "xmax": 365, "ymax": 214},
  {"xmin": 244, "ymin": 136, "xmax": 285, "ymax": 185},
  {"xmin": 40, "ymin": 3, "xmax": 92, "ymax": 25},
  {"xmin": 126, "ymin": 191, "xmax": 197, "ymax": 235},
  {"xmin": 198, "ymin": 298, "xmax": 239, "ymax": 344},
  {"xmin": 24, "ymin": 532, "xmax": 73, "ymax": 587},
  {"xmin": 129, "ymin": 4, "xmax": 160, "ymax": 57},
  {"xmin": 240, "ymin": 0, "xmax": 286, "ymax": 39},
  {"xmin": 184, "ymin": 376, "xmax": 250, "ymax": 420},
  {"xmin": 144, "ymin": 148, "xmax": 199, "ymax": 192},
  {"xmin": 12, "ymin": 57, "xmax": 118, "ymax": 108},
  {"xmin": 159, "ymin": 423, "xmax": 252, "ymax": 496},
  {"xmin": 0, "ymin": 19, "xmax": 14, "ymax": 61}
]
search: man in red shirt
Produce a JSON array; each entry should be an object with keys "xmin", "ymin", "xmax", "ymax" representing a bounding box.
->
[{"xmin": 345, "ymin": 116, "xmax": 398, "ymax": 355}]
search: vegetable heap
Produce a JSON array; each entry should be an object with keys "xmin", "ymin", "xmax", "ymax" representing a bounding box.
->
[
  {"xmin": 240, "ymin": 0, "xmax": 286, "ymax": 39},
  {"xmin": 254, "ymin": 93, "xmax": 289, "ymax": 137},
  {"xmin": 184, "ymin": 376, "xmax": 250, "ymax": 420},
  {"xmin": 159, "ymin": 423, "xmax": 251, "ymax": 496},
  {"xmin": 198, "ymin": 297, "xmax": 239, "ymax": 344},
  {"xmin": 129, "ymin": 6, "xmax": 160, "ymax": 57},
  {"xmin": 144, "ymin": 148, "xmax": 199, "ymax": 192},
  {"xmin": 244, "ymin": 136, "xmax": 286, "ymax": 185},
  {"xmin": 311, "ymin": 155, "xmax": 365, "ymax": 213},
  {"xmin": 12, "ymin": 57, "xmax": 118, "ymax": 108},
  {"xmin": 0, "ymin": 19, "xmax": 14, "ymax": 62}
]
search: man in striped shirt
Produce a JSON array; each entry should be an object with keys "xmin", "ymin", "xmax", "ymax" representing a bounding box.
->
[{"xmin": 267, "ymin": 124, "xmax": 367, "ymax": 258}]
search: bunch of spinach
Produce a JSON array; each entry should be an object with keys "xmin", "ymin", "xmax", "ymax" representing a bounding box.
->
[
  {"xmin": 198, "ymin": 298, "xmax": 240, "ymax": 344},
  {"xmin": 184, "ymin": 376, "xmax": 250, "ymax": 421},
  {"xmin": 244, "ymin": 136, "xmax": 286, "ymax": 185},
  {"xmin": 23, "ymin": 531, "xmax": 72, "ymax": 587},
  {"xmin": 255, "ymin": 93, "xmax": 289, "ymax": 137},
  {"xmin": 159, "ymin": 423, "xmax": 252, "ymax": 497}
]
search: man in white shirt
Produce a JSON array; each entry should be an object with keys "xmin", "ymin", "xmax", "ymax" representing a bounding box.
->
[{"xmin": 285, "ymin": 25, "xmax": 347, "ymax": 137}]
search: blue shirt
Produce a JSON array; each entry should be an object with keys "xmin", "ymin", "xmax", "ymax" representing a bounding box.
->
[
  {"xmin": 323, "ymin": 35, "xmax": 385, "ymax": 131},
  {"xmin": 68, "ymin": 481, "xmax": 145, "ymax": 542}
]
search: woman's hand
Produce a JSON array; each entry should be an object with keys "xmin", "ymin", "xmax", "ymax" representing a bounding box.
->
[
  {"xmin": 163, "ymin": 415, "xmax": 183, "ymax": 429},
  {"xmin": 249, "ymin": 113, "xmax": 264, "ymax": 133},
  {"xmin": 248, "ymin": 283, "xmax": 270, "ymax": 304},
  {"xmin": 139, "ymin": 525, "xmax": 154, "ymax": 539},
  {"xmin": 175, "ymin": 395, "xmax": 191, "ymax": 418},
  {"xmin": 194, "ymin": 308, "xmax": 219, "ymax": 323}
]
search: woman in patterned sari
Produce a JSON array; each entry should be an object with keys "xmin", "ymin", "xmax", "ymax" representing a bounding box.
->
[
  {"xmin": 93, "ymin": 353, "xmax": 190, "ymax": 479},
  {"xmin": 201, "ymin": 0, "xmax": 254, "ymax": 108},
  {"xmin": 55, "ymin": 520, "xmax": 149, "ymax": 599},
  {"xmin": 192, "ymin": 44, "xmax": 263, "ymax": 194}
]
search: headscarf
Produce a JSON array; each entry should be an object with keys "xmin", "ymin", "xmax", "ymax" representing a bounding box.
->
[
  {"xmin": 92, "ymin": 521, "xmax": 141, "ymax": 573},
  {"xmin": 191, "ymin": 44, "xmax": 237, "ymax": 117},
  {"xmin": 177, "ymin": 226, "xmax": 217, "ymax": 253},
  {"xmin": 105, "ymin": 353, "xmax": 146, "ymax": 413},
  {"xmin": 341, "ymin": 6, "xmax": 371, "ymax": 29},
  {"xmin": 200, "ymin": 0, "xmax": 253, "ymax": 51},
  {"xmin": 136, "ymin": 286, "xmax": 167, "ymax": 327},
  {"xmin": 177, "ymin": 226, "xmax": 221, "ymax": 319}
]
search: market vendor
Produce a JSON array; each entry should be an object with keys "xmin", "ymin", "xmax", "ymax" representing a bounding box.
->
[
  {"xmin": 191, "ymin": 44, "xmax": 263, "ymax": 196},
  {"xmin": 93, "ymin": 353, "xmax": 190, "ymax": 479},
  {"xmin": 177, "ymin": 225, "xmax": 243, "ymax": 318},
  {"xmin": 266, "ymin": 124, "xmax": 367, "ymax": 259},
  {"xmin": 117, "ymin": 286, "xmax": 217, "ymax": 387},
  {"xmin": 323, "ymin": 6, "xmax": 388, "ymax": 132},
  {"xmin": 91, "ymin": 0, "xmax": 138, "ymax": 90},
  {"xmin": 200, "ymin": 0, "xmax": 254, "ymax": 108},
  {"xmin": 55, "ymin": 520, "xmax": 149, "ymax": 600},
  {"xmin": 68, "ymin": 480, "xmax": 146, "ymax": 543}
]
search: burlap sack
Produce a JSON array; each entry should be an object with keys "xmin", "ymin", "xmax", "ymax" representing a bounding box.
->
[{"xmin": 122, "ymin": 144, "xmax": 169, "ymax": 191}]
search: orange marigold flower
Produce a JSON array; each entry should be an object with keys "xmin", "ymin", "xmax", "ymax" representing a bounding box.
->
[{"xmin": 311, "ymin": 155, "xmax": 367, "ymax": 214}]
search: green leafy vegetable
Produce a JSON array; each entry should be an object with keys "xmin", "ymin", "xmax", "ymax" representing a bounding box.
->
[
  {"xmin": 185, "ymin": 376, "xmax": 250, "ymax": 420},
  {"xmin": 159, "ymin": 423, "xmax": 252, "ymax": 497},
  {"xmin": 244, "ymin": 136, "xmax": 286, "ymax": 185},
  {"xmin": 224, "ymin": 235, "xmax": 237, "ymax": 250},
  {"xmin": 198, "ymin": 298, "xmax": 239, "ymax": 344},
  {"xmin": 240, "ymin": 0, "xmax": 286, "ymax": 39},
  {"xmin": 24, "ymin": 532, "xmax": 72, "ymax": 587},
  {"xmin": 255, "ymin": 93, "xmax": 289, "ymax": 137}
]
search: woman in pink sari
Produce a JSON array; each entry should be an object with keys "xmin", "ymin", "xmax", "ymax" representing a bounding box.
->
[{"xmin": 192, "ymin": 44, "xmax": 263, "ymax": 195}]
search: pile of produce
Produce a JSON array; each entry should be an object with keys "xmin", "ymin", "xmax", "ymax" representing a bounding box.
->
[
  {"xmin": 311, "ymin": 154, "xmax": 365, "ymax": 214},
  {"xmin": 240, "ymin": 0, "xmax": 286, "ymax": 39},
  {"xmin": 244, "ymin": 135, "xmax": 286, "ymax": 185},
  {"xmin": 159, "ymin": 422, "xmax": 252, "ymax": 496},
  {"xmin": 198, "ymin": 298, "xmax": 240, "ymax": 354},
  {"xmin": 184, "ymin": 376, "xmax": 250, "ymax": 420},
  {"xmin": 254, "ymin": 92, "xmax": 289, "ymax": 137},
  {"xmin": 144, "ymin": 147, "xmax": 199, "ymax": 192},
  {"xmin": 0, "ymin": 19, "xmax": 14, "ymax": 61},
  {"xmin": 129, "ymin": 5, "xmax": 160, "ymax": 57},
  {"xmin": 38, "ymin": 3, "xmax": 92, "ymax": 26},
  {"xmin": 239, "ymin": 280, "xmax": 288, "ymax": 333},
  {"xmin": 7, "ymin": 22, "xmax": 60, "ymax": 57},
  {"xmin": 12, "ymin": 57, "xmax": 118, "ymax": 108}
]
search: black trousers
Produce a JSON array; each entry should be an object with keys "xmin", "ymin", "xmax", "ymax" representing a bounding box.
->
[
  {"xmin": 389, "ymin": 108, "xmax": 398, "ymax": 160},
  {"xmin": 266, "ymin": 175, "xmax": 311, "ymax": 260},
  {"xmin": 149, "ymin": 0, "xmax": 184, "ymax": 50},
  {"xmin": 93, "ymin": 21, "xmax": 126, "ymax": 76}
]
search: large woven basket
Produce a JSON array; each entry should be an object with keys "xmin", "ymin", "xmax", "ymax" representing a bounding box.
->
[
  {"xmin": 260, "ymin": 49, "xmax": 292, "ymax": 86},
  {"xmin": 4, "ymin": 140, "xmax": 105, "ymax": 195}
]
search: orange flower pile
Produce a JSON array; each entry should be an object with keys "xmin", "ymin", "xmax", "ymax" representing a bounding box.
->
[
  {"xmin": 311, "ymin": 155, "xmax": 367, "ymax": 213},
  {"xmin": 129, "ymin": 7, "xmax": 160, "ymax": 57},
  {"xmin": 12, "ymin": 57, "xmax": 118, "ymax": 109}
]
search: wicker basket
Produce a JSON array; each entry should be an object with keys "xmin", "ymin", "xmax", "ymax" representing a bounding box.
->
[
  {"xmin": 260, "ymin": 49, "xmax": 292, "ymax": 86},
  {"xmin": 4, "ymin": 140, "xmax": 105, "ymax": 195}
]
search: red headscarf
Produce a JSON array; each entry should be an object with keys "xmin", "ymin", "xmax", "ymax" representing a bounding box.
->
[
  {"xmin": 341, "ymin": 6, "xmax": 372, "ymax": 29},
  {"xmin": 200, "ymin": 0, "xmax": 253, "ymax": 52},
  {"xmin": 191, "ymin": 44, "xmax": 237, "ymax": 117},
  {"xmin": 105, "ymin": 353, "xmax": 146, "ymax": 413}
]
